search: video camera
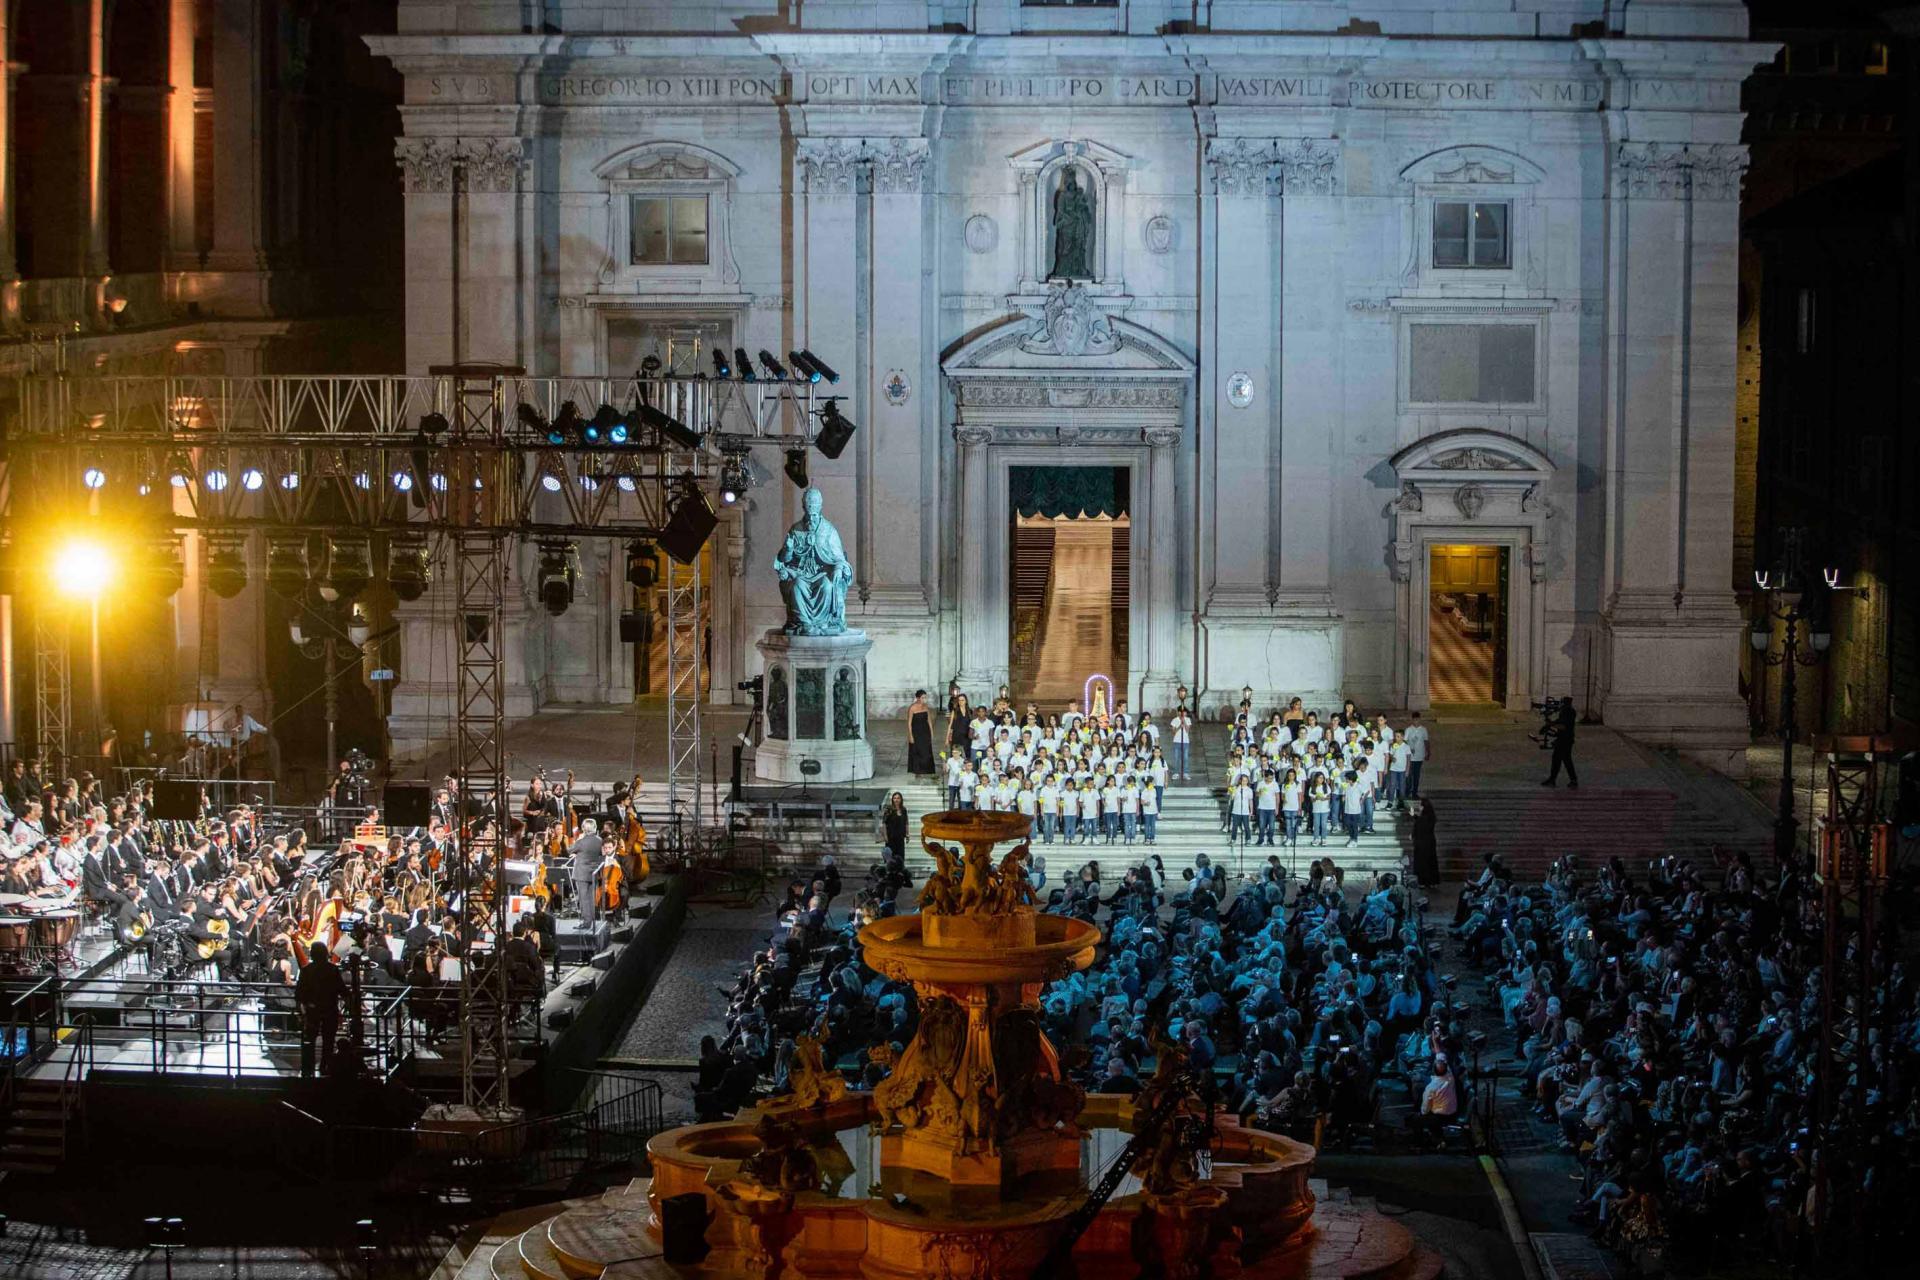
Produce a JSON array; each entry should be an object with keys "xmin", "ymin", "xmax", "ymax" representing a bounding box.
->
[{"xmin": 1527, "ymin": 696, "xmax": 1569, "ymax": 749}]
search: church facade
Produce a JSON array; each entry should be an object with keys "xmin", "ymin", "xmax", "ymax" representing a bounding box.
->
[{"xmin": 372, "ymin": 1, "xmax": 1771, "ymax": 773}]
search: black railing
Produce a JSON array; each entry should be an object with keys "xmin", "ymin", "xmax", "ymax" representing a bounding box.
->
[
  {"xmin": 43, "ymin": 976, "xmax": 414, "ymax": 1081},
  {"xmin": 285, "ymin": 1071, "xmax": 665, "ymax": 1200}
]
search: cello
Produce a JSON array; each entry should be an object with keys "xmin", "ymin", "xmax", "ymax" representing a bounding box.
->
[{"xmin": 595, "ymin": 850, "xmax": 623, "ymax": 916}]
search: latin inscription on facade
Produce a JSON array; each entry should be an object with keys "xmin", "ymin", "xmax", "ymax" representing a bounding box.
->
[{"xmin": 417, "ymin": 70, "xmax": 1737, "ymax": 113}]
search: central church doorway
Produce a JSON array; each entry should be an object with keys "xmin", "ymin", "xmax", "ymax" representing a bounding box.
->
[
  {"xmin": 1427, "ymin": 543, "xmax": 1508, "ymax": 704},
  {"xmin": 1008, "ymin": 466, "xmax": 1130, "ymax": 706}
]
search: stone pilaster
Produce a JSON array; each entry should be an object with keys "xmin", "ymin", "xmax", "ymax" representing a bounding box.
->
[{"xmin": 1599, "ymin": 139, "xmax": 1750, "ymax": 771}]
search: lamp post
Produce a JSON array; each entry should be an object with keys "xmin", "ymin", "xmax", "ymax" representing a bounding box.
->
[
  {"xmin": 1751, "ymin": 528, "xmax": 1832, "ymax": 863},
  {"xmin": 292, "ymin": 603, "xmax": 371, "ymax": 774}
]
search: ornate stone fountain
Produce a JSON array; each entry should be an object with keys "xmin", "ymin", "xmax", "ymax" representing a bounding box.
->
[{"xmin": 447, "ymin": 811, "xmax": 1443, "ymax": 1280}]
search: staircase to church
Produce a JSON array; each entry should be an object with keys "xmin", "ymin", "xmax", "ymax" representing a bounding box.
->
[{"xmin": 1424, "ymin": 782, "xmax": 1773, "ymax": 883}]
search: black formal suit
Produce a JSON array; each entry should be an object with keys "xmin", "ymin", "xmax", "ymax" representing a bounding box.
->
[{"xmin": 81, "ymin": 851, "xmax": 111, "ymax": 900}]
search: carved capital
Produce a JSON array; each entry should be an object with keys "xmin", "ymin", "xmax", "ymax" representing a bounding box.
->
[
  {"xmin": 869, "ymin": 137, "xmax": 931, "ymax": 195},
  {"xmin": 395, "ymin": 137, "xmax": 457, "ymax": 194},
  {"xmin": 1686, "ymin": 143, "xmax": 1749, "ymax": 203},
  {"xmin": 1389, "ymin": 542, "xmax": 1415, "ymax": 584},
  {"xmin": 1143, "ymin": 426, "xmax": 1181, "ymax": 449},
  {"xmin": 1525, "ymin": 539, "xmax": 1553, "ymax": 583},
  {"xmin": 1277, "ymin": 138, "xmax": 1339, "ymax": 197},
  {"xmin": 1613, "ymin": 142, "xmax": 1690, "ymax": 200},
  {"xmin": 458, "ymin": 137, "xmax": 524, "ymax": 194},
  {"xmin": 954, "ymin": 424, "xmax": 994, "ymax": 449},
  {"xmin": 796, "ymin": 138, "xmax": 864, "ymax": 196},
  {"xmin": 1204, "ymin": 137, "xmax": 1273, "ymax": 198}
]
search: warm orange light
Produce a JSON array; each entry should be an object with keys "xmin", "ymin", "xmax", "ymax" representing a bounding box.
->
[{"xmin": 52, "ymin": 538, "xmax": 116, "ymax": 600}]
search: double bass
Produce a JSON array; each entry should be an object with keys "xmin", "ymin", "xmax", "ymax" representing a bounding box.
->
[
  {"xmin": 595, "ymin": 850, "xmax": 624, "ymax": 916},
  {"xmin": 621, "ymin": 773, "xmax": 649, "ymax": 882}
]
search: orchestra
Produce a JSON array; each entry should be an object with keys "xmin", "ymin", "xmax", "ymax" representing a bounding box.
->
[{"xmin": 0, "ymin": 757, "xmax": 652, "ymax": 1001}]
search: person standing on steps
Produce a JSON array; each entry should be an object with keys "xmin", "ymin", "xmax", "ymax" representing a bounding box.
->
[
  {"xmin": 1541, "ymin": 697, "xmax": 1579, "ymax": 789},
  {"xmin": 906, "ymin": 690, "xmax": 937, "ymax": 776},
  {"xmin": 1403, "ymin": 711, "xmax": 1430, "ymax": 799},
  {"xmin": 1170, "ymin": 705, "xmax": 1193, "ymax": 781}
]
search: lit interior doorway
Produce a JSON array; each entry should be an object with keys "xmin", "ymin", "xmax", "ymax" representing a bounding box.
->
[
  {"xmin": 1008, "ymin": 466, "xmax": 1130, "ymax": 706},
  {"xmin": 1428, "ymin": 543, "xmax": 1507, "ymax": 704}
]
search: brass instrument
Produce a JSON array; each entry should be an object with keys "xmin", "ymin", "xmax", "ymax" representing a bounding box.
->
[{"xmin": 196, "ymin": 917, "xmax": 230, "ymax": 960}]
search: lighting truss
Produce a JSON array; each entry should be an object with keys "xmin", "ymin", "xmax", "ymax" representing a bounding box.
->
[
  {"xmin": 33, "ymin": 610, "xmax": 71, "ymax": 768},
  {"xmin": 664, "ymin": 550, "xmax": 703, "ymax": 849}
]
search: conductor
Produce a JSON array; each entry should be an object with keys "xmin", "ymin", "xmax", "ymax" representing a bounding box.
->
[{"xmin": 568, "ymin": 818, "xmax": 604, "ymax": 925}]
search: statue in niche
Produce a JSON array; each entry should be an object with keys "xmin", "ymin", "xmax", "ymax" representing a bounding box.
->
[
  {"xmin": 832, "ymin": 667, "xmax": 859, "ymax": 740},
  {"xmin": 1047, "ymin": 167, "xmax": 1096, "ymax": 281},
  {"xmin": 773, "ymin": 487, "xmax": 853, "ymax": 635}
]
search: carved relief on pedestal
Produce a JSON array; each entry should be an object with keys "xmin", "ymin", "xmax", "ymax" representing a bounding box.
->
[{"xmin": 1018, "ymin": 282, "xmax": 1120, "ymax": 357}]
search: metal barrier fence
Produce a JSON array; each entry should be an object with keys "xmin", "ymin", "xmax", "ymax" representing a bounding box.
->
[
  {"xmin": 279, "ymin": 1071, "xmax": 665, "ymax": 1199},
  {"xmin": 41, "ymin": 976, "xmax": 415, "ymax": 1081}
]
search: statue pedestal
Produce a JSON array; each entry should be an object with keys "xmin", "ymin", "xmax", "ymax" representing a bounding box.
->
[{"xmin": 754, "ymin": 630, "xmax": 874, "ymax": 784}]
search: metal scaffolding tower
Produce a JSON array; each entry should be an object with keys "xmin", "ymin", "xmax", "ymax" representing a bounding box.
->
[
  {"xmin": 32, "ymin": 609, "xmax": 71, "ymax": 766},
  {"xmin": 664, "ymin": 549, "xmax": 703, "ymax": 850}
]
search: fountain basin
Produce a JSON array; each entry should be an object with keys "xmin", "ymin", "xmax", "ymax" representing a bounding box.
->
[
  {"xmin": 859, "ymin": 910, "xmax": 1100, "ymax": 987},
  {"xmin": 643, "ymin": 1091, "xmax": 1317, "ymax": 1279}
]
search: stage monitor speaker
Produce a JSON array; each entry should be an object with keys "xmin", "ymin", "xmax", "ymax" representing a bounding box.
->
[
  {"xmin": 150, "ymin": 780, "xmax": 202, "ymax": 821},
  {"xmin": 619, "ymin": 609, "xmax": 652, "ymax": 645},
  {"xmin": 384, "ymin": 783, "xmax": 432, "ymax": 827},
  {"xmin": 659, "ymin": 493, "xmax": 718, "ymax": 565}
]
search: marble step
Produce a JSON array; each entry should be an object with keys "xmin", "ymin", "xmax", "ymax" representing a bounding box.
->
[
  {"xmin": 546, "ymin": 1206, "xmax": 665, "ymax": 1278},
  {"xmin": 507, "ymin": 1227, "xmax": 569, "ymax": 1280}
]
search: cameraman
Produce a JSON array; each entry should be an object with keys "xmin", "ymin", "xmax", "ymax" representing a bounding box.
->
[{"xmin": 1540, "ymin": 697, "xmax": 1579, "ymax": 789}]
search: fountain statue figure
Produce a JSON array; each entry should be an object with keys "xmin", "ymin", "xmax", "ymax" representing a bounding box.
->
[{"xmin": 774, "ymin": 487, "xmax": 853, "ymax": 635}]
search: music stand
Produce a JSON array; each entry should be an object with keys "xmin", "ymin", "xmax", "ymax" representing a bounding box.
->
[{"xmin": 798, "ymin": 758, "xmax": 821, "ymax": 799}]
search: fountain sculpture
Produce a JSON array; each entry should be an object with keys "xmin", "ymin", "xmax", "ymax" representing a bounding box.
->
[{"xmin": 453, "ymin": 811, "xmax": 1443, "ymax": 1280}]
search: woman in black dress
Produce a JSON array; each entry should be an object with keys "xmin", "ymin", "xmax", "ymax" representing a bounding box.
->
[
  {"xmin": 882, "ymin": 792, "xmax": 909, "ymax": 866},
  {"xmin": 906, "ymin": 689, "xmax": 936, "ymax": 776},
  {"xmin": 1411, "ymin": 797, "xmax": 1440, "ymax": 887},
  {"xmin": 946, "ymin": 688, "xmax": 972, "ymax": 756}
]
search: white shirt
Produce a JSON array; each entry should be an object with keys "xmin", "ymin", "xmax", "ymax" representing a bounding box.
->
[
  {"xmin": 1077, "ymin": 788, "xmax": 1100, "ymax": 818},
  {"xmin": 1229, "ymin": 785, "xmax": 1253, "ymax": 817},
  {"xmin": 1015, "ymin": 788, "xmax": 1038, "ymax": 816},
  {"xmin": 1405, "ymin": 724, "xmax": 1430, "ymax": 762},
  {"xmin": 1039, "ymin": 784, "xmax": 1061, "ymax": 814},
  {"xmin": 1389, "ymin": 743, "xmax": 1411, "ymax": 771},
  {"xmin": 1140, "ymin": 786, "xmax": 1158, "ymax": 816},
  {"xmin": 1171, "ymin": 714, "xmax": 1192, "ymax": 745}
]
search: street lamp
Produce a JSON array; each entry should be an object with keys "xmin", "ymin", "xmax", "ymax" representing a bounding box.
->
[
  {"xmin": 1751, "ymin": 528, "xmax": 1834, "ymax": 862},
  {"xmin": 52, "ymin": 537, "xmax": 118, "ymax": 761},
  {"xmin": 292, "ymin": 601, "xmax": 372, "ymax": 775}
]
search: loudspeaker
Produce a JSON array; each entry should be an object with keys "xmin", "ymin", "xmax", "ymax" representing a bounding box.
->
[
  {"xmin": 619, "ymin": 609, "xmax": 653, "ymax": 645},
  {"xmin": 384, "ymin": 783, "xmax": 432, "ymax": 827},
  {"xmin": 150, "ymin": 780, "xmax": 202, "ymax": 821},
  {"xmin": 659, "ymin": 492, "xmax": 718, "ymax": 565},
  {"xmin": 1897, "ymin": 752, "xmax": 1919, "ymax": 827}
]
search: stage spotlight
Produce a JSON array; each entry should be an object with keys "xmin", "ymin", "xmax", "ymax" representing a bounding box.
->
[
  {"xmin": 318, "ymin": 535, "xmax": 372, "ymax": 603},
  {"xmin": 536, "ymin": 540, "xmax": 579, "ymax": 616},
  {"xmin": 240, "ymin": 466, "xmax": 265, "ymax": 491},
  {"xmin": 386, "ymin": 531, "xmax": 431, "ymax": 602},
  {"xmin": 757, "ymin": 350, "xmax": 789, "ymax": 381},
  {"xmin": 814, "ymin": 401, "xmax": 856, "ymax": 459},
  {"xmin": 550, "ymin": 400, "xmax": 583, "ymax": 445},
  {"xmin": 711, "ymin": 348, "xmax": 732, "ymax": 379},
  {"xmin": 206, "ymin": 537, "xmax": 248, "ymax": 599},
  {"xmin": 640, "ymin": 355, "xmax": 662, "ymax": 378},
  {"xmin": 616, "ymin": 475, "xmax": 637, "ymax": 493},
  {"xmin": 718, "ymin": 452, "xmax": 750, "ymax": 506},
  {"xmin": 391, "ymin": 470, "xmax": 413, "ymax": 492},
  {"xmin": 204, "ymin": 466, "xmax": 230, "ymax": 492},
  {"xmin": 625, "ymin": 540, "xmax": 658, "ymax": 589},
  {"xmin": 515, "ymin": 402, "xmax": 548, "ymax": 437},
  {"xmin": 788, "ymin": 351, "xmax": 822, "ymax": 384},
  {"xmin": 52, "ymin": 538, "xmax": 115, "ymax": 599},
  {"xmin": 590, "ymin": 403, "xmax": 630, "ymax": 445},
  {"xmin": 798, "ymin": 350, "xmax": 840, "ymax": 384},
  {"xmin": 145, "ymin": 537, "xmax": 185, "ymax": 597},
  {"xmin": 419, "ymin": 411, "xmax": 450, "ymax": 437},
  {"xmin": 82, "ymin": 463, "xmax": 107, "ymax": 489},
  {"xmin": 265, "ymin": 535, "xmax": 310, "ymax": 597},
  {"xmin": 734, "ymin": 347, "xmax": 756, "ymax": 382},
  {"xmin": 278, "ymin": 470, "xmax": 300, "ymax": 491},
  {"xmin": 638, "ymin": 403, "xmax": 703, "ymax": 451},
  {"xmin": 659, "ymin": 473, "xmax": 718, "ymax": 565},
  {"xmin": 166, "ymin": 453, "xmax": 193, "ymax": 488},
  {"xmin": 783, "ymin": 447, "xmax": 810, "ymax": 490}
]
